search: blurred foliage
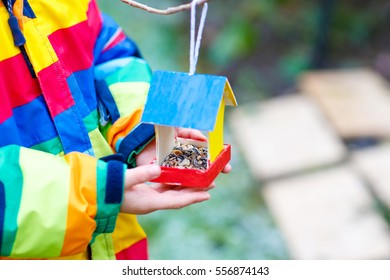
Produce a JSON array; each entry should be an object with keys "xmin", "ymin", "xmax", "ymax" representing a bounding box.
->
[{"xmin": 97, "ymin": 0, "xmax": 390, "ymax": 259}]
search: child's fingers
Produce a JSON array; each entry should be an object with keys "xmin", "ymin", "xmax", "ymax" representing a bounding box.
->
[
  {"xmin": 176, "ymin": 128, "xmax": 207, "ymax": 141},
  {"xmin": 222, "ymin": 163, "xmax": 232, "ymax": 174},
  {"xmin": 124, "ymin": 164, "xmax": 161, "ymax": 188}
]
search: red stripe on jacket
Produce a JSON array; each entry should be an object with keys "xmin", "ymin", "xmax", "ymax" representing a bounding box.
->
[
  {"xmin": 49, "ymin": 21, "xmax": 95, "ymax": 78},
  {"xmin": 115, "ymin": 238, "xmax": 148, "ymax": 260},
  {"xmin": 0, "ymin": 54, "xmax": 41, "ymax": 123},
  {"xmin": 47, "ymin": 0, "xmax": 102, "ymax": 78},
  {"xmin": 37, "ymin": 61, "xmax": 75, "ymax": 117},
  {"xmin": 87, "ymin": 0, "xmax": 103, "ymax": 40},
  {"xmin": 37, "ymin": 0, "xmax": 103, "ymax": 118}
]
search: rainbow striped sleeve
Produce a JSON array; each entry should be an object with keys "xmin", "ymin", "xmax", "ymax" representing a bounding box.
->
[
  {"xmin": 0, "ymin": 145, "xmax": 124, "ymax": 258},
  {"xmin": 94, "ymin": 14, "xmax": 155, "ymax": 167}
]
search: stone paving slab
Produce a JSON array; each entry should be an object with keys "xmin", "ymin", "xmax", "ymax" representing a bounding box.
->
[
  {"xmin": 352, "ymin": 143, "xmax": 390, "ymax": 208},
  {"xmin": 228, "ymin": 94, "xmax": 347, "ymax": 180},
  {"xmin": 298, "ymin": 68, "xmax": 390, "ymax": 139},
  {"xmin": 262, "ymin": 166, "xmax": 390, "ymax": 259}
]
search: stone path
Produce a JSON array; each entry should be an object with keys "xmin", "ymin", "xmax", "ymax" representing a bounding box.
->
[
  {"xmin": 262, "ymin": 166, "xmax": 390, "ymax": 259},
  {"xmin": 298, "ymin": 68, "xmax": 390, "ymax": 139},
  {"xmin": 229, "ymin": 68, "xmax": 390, "ymax": 259},
  {"xmin": 229, "ymin": 94, "xmax": 347, "ymax": 181},
  {"xmin": 352, "ymin": 144, "xmax": 390, "ymax": 208}
]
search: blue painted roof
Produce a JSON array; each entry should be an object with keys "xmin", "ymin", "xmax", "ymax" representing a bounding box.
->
[{"xmin": 141, "ymin": 71, "xmax": 232, "ymax": 131}]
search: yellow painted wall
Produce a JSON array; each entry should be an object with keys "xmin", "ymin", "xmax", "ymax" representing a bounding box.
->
[{"xmin": 208, "ymin": 98, "xmax": 225, "ymax": 162}]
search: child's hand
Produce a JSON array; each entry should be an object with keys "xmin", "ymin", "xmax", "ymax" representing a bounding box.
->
[
  {"xmin": 174, "ymin": 127, "xmax": 207, "ymax": 141},
  {"xmin": 136, "ymin": 128, "xmax": 232, "ymax": 171},
  {"xmin": 135, "ymin": 139, "xmax": 156, "ymax": 166},
  {"xmin": 120, "ymin": 164, "xmax": 211, "ymax": 214},
  {"xmin": 135, "ymin": 128, "xmax": 207, "ymax": 167}
]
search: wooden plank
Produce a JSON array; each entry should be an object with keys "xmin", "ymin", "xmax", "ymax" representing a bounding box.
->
[
  {"xmin": 299, "ymin": 68, "xmax": 390, "ymax": 139},
  {"xmin": 262, "ymin": 166, "xmax": 390, "ymax": 259},
  {"xmin": 228, "ymin": 94, "xmax": 346, "ymax": 180}
]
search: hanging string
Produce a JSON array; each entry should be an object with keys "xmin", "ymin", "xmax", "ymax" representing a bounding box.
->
[{"xmin": 189, "ymin": 0, "xmax": 208, "ymax": 75}]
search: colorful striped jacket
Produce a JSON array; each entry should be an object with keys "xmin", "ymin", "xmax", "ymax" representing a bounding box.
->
[{"xmin": 0, "ymin": 0, "xmax": 155, "ymax": 259}]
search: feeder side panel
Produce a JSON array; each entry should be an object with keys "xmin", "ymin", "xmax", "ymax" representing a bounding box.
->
[
  {"xmin": 209, "ymin": 98, "xmax": 225, "ymax": 162},
  {"xmin": 155, "ymin": 125, "xmax": 175, "ymax": 165},
  {"xmin": 223, "ymin": 80, "xmax": 238, "ymax": 107}
]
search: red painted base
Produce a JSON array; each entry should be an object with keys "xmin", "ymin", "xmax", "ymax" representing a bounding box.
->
[{"xmin": 150, "ymin": 144, "xmax": 231, "ymax": 188}]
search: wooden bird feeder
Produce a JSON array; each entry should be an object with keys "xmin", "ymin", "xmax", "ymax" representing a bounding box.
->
[{"xmin": 141, "ymin": 70, "xmax": 238, "ymax": 187}]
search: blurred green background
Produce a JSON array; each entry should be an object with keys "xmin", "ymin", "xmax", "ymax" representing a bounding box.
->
[{"xmin": 97, "ymin": 0, "xmax": 390, "ymax": 259}]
